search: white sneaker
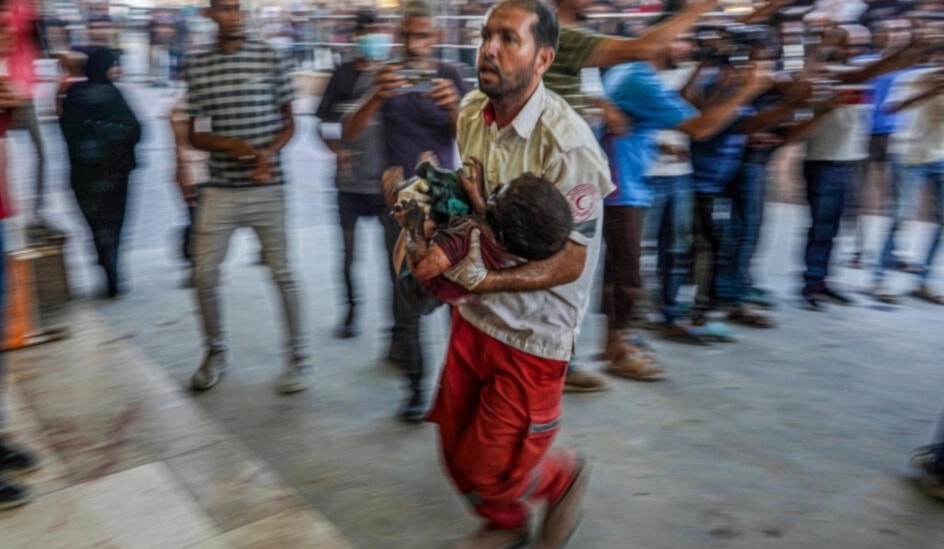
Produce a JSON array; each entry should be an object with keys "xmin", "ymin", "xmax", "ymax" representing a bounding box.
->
[
  {"xmin": 191, "ymin": 351, "xmax": 227, "ymax": 391},
  {"xmin": 277, "ymin": 362, "xmax": 312, "ymax": 394}
]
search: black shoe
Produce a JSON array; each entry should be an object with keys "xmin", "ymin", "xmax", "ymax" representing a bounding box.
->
[
  {"xmin": 333, "ymin": 307, "xmax": 359, "ymax": 339},
  {"xmin": 0, "ymin": 476, "xmax": 30, "ymax": 510},
  {"xmin": 0, "ymin": 441, "xmax": 39, "ymax": 474},
  {"xmin": 803, "ymin": 285, "xmax": 853, "ymax": 307},
  {"xmin": 398, "ymin": 390, "xmax": 427, "ymax": 424},
  {"xmin": 800, "ymin": 287, "xmax": 821, "ymax": 310},
  {"xmin": 816, "ymin": 286, "xmax": 853, "ymax": 305}
]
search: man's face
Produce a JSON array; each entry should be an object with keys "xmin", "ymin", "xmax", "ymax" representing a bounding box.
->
[
  {"xmin": 401, "ymin": 16, "xmax": 437, "ymax": 63},
  {"xmin": 88, "ymin": 22, "xmax": 113, "ymax": 45},
  {"xmin": 477, "ymin": 5, "xmax": 551, "ymax": 101},
  {"xmin": 207, "ymin": 0, "xmax": 246, "ymax": 42}
]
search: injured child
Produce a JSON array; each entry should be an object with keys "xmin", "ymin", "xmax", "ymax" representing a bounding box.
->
[{"xmin": 389, "ymin": 160, "xmax": 573, "ymax": 305}]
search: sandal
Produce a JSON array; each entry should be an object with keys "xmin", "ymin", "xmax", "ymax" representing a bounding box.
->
[
  {"xmin": 606, "ymin": 348, "xmax": 666, "ymax": 381},
  {"xmin": 911, "ymin": 285, "xmax": 944, "ymax": 305}
]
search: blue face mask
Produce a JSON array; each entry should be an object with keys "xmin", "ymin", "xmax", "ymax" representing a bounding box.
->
[{"xmin": 356, "ymin": 33, "xmax": 393, "ymax": 61}]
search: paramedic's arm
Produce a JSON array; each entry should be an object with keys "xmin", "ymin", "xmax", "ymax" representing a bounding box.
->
[{"xmin": 473, "ymin": 241, "xmax": 586, "ymax": 292}]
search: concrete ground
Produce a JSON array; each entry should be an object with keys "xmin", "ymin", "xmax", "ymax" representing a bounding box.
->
[{"xmin": 5, "ymin": 84, "xmax": 944, "ymax": 548}]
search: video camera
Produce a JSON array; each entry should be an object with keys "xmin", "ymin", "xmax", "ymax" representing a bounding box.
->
[{"xmin": 693, "ymin": 23, "xmax": 771, "ymax": 66}]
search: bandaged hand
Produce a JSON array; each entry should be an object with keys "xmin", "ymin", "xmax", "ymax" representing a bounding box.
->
[
  {"xmin": 444, "ymin": 228, "xmax": 488, "ymax": 290},
  {"xmin": 396, "ymin": 177, "xmax": 433, "ymax": 213}
]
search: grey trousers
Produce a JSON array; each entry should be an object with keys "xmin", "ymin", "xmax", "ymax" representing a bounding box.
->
[{"xmin": 193, "ymin": 186, "xmax": 306, "ymax": 362}]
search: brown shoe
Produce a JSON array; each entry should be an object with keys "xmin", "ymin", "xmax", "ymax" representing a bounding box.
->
[
  {"xmin": 447, "ymin": 525, "xmax": 530, "ymax": 549},
  {"xmin": 563, "ymin": 369, "xmax": 609, "ymax": 393},
  {"xmin": 912, "ymin": 284, "xmax": 944, "ymax": 305},
  {"xmin": 534, "ymin": 459, "xmax": 591, "ymax": 548},
  {"xmin": 606, "ymin": 347, "xmax": 666, "ymax": 381}
]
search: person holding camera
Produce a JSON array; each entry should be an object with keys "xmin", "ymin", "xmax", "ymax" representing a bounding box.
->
[
  {"xmin": 785, "ymin": 23, "xmax": 925, "ymax": 309},
  {"xmin": 316, "ymin": 8, "xmax": 395, "ymax": 340},
  {"xmin": 343, "ymin": 0, "xmax": 467, "ymax": 423}
]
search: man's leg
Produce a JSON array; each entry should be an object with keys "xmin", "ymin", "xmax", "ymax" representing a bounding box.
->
[
  {"xmin": 0, "ymin": 221, "xmax": 38, "ymax": 510},
  {"xmin": 433, "ymin": 314, "xmax": 580, "ymax": 544},
  {"xmin": 14, "ymin": 101, "xmax": 46, "ymax": 219},
  {"xmin": 873, "ymin": 160, "xmax": 920, "ymax": 300},
  {"xmin": 723, "ymin": 163, "xmax": 774, "ymax": 326},
  {"xmin": 247, "ymin": 186, "xmax": 310, "ymax": 393},
  {"xmin": 913, "ymin": 163, "xmax": 944, "ymax": 304},
  {"xmin": 911, "ymin": 401, "xmax": 944, "ymax": 499},
  {"xmin": 659, "ymin": 175, "xmax": 695, "ymax": 334},
  {"xmin": 379, "ymin": 207, "xmax": 409, "ymax": 363},
  {"xmin": 692, "ymin": 192, "xmax": 719, "ymax": 317},
  {"xmin": 191, "ymin": 187, "xmax": 240, "ymax": 390},
  {"xmin": 335, "ymin": 192, "xmax": 360, "ymax": 338},
  {"xmin": 602, "ymin": 206, "xmax": 664, "ymax": 381},
  {"xmin": 802, "ymin": 162, "xmax": 850, "ymax": 306}
]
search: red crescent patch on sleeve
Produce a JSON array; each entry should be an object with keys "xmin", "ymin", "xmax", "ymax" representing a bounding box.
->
[{"xmin": 565, "ymin": 183, "xmax": 600, "ymax": 223}]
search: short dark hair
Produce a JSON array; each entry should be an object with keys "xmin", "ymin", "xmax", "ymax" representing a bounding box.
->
[
  {"xmin": 354, "ymin": 8, "xmax": 377, "ymax": 33},
  {"xmin": 490, "ymin": 0, "xmax": 559, "ymax": 52},
  {"xmin": 486, "ymin": 173, "xmax": 572, "ymax": 261},
  {"xmin": 402, "ymin": 0, "xmax": 434, "ymax": 20}
]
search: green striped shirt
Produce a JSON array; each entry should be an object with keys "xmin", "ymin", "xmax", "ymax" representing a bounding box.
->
[{"xmin": 544, "ymin": 26, "xmax": 604, "ymax": 114}]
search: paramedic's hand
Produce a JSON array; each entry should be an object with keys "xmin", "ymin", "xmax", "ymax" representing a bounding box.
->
[
  {"xmin": 458, "ymin": 157, "xmax": 486, "ymax": 215},
  {"xmin": 444, "ymin": 228, "xmax": 488, "ymax": 290}
]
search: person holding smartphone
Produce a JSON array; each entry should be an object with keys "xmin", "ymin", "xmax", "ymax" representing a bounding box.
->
[{"xmin": 343, "ymin": 0, "xmax": 467, "ymax": 424}]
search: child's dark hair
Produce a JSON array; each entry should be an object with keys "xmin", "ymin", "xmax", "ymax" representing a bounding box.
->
[{"xmin": 485, "ymin": 173, "xmax": 572, "ymax": 261}]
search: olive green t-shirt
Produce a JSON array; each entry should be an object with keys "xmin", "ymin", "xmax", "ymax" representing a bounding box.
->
[{"xmin": 543, "ymin": 26, "xmax": 605, "ymax": 114}]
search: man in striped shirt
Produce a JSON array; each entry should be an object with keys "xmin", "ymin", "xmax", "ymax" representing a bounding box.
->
[{"xmin": 184, "ymin": 0, "xmax": 310, "ymax": 394}]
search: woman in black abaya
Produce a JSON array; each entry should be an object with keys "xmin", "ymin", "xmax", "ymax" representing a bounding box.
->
[{"xmin": 59, "ymin": 47, "xmax": 141, "ymax": 297}]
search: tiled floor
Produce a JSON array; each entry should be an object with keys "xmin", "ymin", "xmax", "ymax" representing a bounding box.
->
[{"xmin": 1, "ymin": 307, "xmax": 350, "ymax": 549}]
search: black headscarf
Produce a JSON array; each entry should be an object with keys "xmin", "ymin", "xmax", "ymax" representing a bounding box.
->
[
  {"xmin": 59, "ymin": 46, "xmax": 141, "ymax": 177},
  {"xmin": 84, "ymin": 46, "xmax": 116, "ymax": 84}
]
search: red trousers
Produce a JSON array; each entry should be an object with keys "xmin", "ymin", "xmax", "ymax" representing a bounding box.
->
[{"xmin": 428, "ymin": 309, "xmax": 578, "ymax": 529}]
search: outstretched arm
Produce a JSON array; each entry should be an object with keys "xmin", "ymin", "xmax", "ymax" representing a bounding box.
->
[{"xmin": 586, "ymin": 0, "xmax": 719, "ymax": 67}]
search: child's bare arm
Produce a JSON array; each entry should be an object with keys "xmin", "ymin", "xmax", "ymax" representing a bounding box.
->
[
  {"xmin": 395, "ymin": 199, "xmax": 455, "ymax": 280},
  {"xmin": 408, "ymin": 242, "xmax": 454, "ymax": 281}
]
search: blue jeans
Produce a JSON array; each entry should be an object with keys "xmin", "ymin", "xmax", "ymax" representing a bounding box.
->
[
  {"xmin": 644, "ymin": 175, "xmax": 693, "ymax": 324},
  {"xmin": 803, "ymin": 161, "xmax": 855, "ymax": 287},
  {"xmin": 875, "ymin": 159, "xmax": 944, "ymax": 284},
  {"xmin": 716, "ymin": 161, "xmax": 766, "ymax": 303}
]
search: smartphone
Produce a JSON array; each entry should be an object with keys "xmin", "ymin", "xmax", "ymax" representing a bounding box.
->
[{"xmin": 397, "ymin": 69, "xmax": 435, "ymax": 93}]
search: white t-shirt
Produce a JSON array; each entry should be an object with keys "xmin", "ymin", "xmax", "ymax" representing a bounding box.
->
[
  {"xmin": 806, "ymin": 74, "xmax": 872, "ymax": 162},
  {"xmin": 886, "ymin": 67, "xmax": 944, "ymax": 166},
  {"xmin": 647, "ymin": 64, "xmax": 697, "ymax": 178},
  {"xmin": 455, "ymin": 83, "xmax": 614, "ymax": 361}
]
